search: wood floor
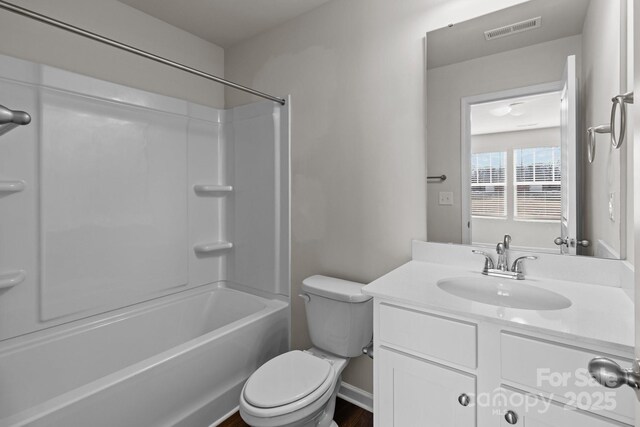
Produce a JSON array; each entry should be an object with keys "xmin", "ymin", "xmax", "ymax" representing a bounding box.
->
[{"xmin": 219, "ymin": 398, "xmax": 373, "ymax": 427}]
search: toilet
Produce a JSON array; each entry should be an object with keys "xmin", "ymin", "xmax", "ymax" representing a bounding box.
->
[{"xmin": 239, "ymin": 275, "xmax": 373, "ymax": 427}]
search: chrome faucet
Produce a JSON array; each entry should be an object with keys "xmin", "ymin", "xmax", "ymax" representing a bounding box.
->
[
  {"xmin": 496, "ymin": 234, "xmax": 511, "ymax": 271},
  {"xmin": 472, "ymin": 235, "xmax": 537, "ymax": 280},
  {"xmin": 495, "ymin": 242, "xmax": 508, "ymax": 271}
]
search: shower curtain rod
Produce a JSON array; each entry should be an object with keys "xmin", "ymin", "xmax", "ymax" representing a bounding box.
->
[{"xmin": 0, "ymin": 0, "xmax": 286, "ymax": 106}]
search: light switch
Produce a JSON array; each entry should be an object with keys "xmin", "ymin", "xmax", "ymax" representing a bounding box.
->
[{"xmin": 439, "ymin": 191, "xmax": 454, "ymax": 206}]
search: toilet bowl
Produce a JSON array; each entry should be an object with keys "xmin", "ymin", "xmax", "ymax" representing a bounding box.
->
[
  {"xmin": 239, "ymin": 349, "xmax": 347, "ymax": 427},
  {"xmin": 239, "ymin": 276, "xmax": 373, "ymax": 427}
]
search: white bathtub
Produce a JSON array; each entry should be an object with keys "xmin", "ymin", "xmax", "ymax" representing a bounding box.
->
[{"xmin": 0, "ymin": 284, "xmax": 289, "ymax": 427}]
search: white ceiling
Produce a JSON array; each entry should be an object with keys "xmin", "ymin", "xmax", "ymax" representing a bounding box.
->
[
  {"xmin": 471, "ymin": 91, "xmax": 561, "ymax": 135},
  {"xmin": 427, "ymin": 0, "xmax": 590, "ymax": 69},
  {"xmin": 117, "ymin": 0, "xmax": 332, "ymax": 48}
]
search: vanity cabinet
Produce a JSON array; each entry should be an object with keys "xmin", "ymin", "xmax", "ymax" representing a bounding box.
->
[
  {"xmin": 498, "ymin": 388, "xmax": 626, "ymax": 427},
  {"xmin": 500, "ymin": 332, "xmax": 635, "ymax": 421},
  {"xmin": 377, "ymin": 347, "xmax": 476, "ymax": 426},
  {"xmin": 373, "ymin": 301, "xmax": 634, "ymax": 427}
]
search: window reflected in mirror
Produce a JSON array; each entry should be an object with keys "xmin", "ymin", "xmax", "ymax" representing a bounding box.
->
[{"xmin": 469, "ymin": 91, "xmax": 562, "ymax": 252}]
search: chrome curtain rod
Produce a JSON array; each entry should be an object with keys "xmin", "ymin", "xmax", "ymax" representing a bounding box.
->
[{"xmin": 0, "ymin": 0, "xmax": 286, "ymax": 106}]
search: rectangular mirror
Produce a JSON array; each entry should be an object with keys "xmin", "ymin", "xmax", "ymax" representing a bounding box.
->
[{"xmin": 426, "ymin": 0, "xmax": 632, "ymax": 259}]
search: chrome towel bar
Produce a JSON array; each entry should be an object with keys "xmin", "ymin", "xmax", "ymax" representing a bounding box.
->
[
  {"xmin": 0, "ymin": 104, "xmax": 31, "ymax": 137},
  {"xmin": 427, "ymin": 174, "xmax": 447, "ymax": 182},
  {"xmin": 610, "ymin": 91, "xmax": 633, "ymax": 149},
  {"xmin": 587, "ymin": 91, "xmax": 634, "ymax": 164}
]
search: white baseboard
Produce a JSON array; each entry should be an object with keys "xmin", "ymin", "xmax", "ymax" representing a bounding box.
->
[{"xmin": 338, "ymin": 382, "xmax": 373, "ymax": 413}]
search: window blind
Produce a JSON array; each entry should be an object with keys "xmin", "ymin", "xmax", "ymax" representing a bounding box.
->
[
  {"xmin": 514, "ymin": 147, "xmax": 561, "ymax": 220},
  {"xmin": 471, "ymin": 151, "xmax": 506, "ymax": 217}
]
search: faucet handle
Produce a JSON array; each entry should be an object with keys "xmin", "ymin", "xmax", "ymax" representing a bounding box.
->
[
  {"xmin": 511, "ymin": 255, "xmax": 537, "ymax": 274},
  {"xmin": 472, "ymin": 250, "xmax": 495, "ymax": 271},
  {"xmin": 503, "ymin": 234, "xmax": 512, "ymax": 249}
]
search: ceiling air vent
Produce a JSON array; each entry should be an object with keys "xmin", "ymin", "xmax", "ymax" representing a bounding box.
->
[{"xmin": 484, "ymin": 16, "xmax": 542, "ymax": 41}]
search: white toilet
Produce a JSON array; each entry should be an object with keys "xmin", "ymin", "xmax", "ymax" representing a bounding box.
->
[{"xmin": 239, "ymin": 275, "xmax": 373, "ymax": 427}]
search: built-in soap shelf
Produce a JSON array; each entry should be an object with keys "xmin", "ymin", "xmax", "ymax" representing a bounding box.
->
[
  {"xmin": 0, "ymin": 180, "xmax": 25, "ymax": 193},
  {"xmin": 193, "ymin": 184, "xmax": 233, "ymax": 195},
  {"xmin": 193, "ymin": 241, "xmax": 233, "ymax": 255},
  {"xmin": 0, "ymin": 270, "xmax": 26, "ymax": 290}
]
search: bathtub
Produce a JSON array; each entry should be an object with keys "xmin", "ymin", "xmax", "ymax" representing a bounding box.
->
[{"xmin": 0, "ymin": 283, "xmax": 289, "ymax": 427}]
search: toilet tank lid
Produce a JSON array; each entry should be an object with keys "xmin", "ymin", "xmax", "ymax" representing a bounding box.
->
[{"xmin": 301, "ymin": 275, "xmax": 371, "ymax": 303}]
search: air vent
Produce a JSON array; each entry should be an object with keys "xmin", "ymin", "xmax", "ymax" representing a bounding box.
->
[{"xmin": 484, "ymin": 16, "xmax": 542, "ymax": 41}]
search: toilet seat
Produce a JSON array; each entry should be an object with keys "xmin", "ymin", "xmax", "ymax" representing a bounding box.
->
[
  {"xmin": 240, "ymin": 351, "xmax": 338, "ymax": 419},
  {"xmin": 244, "ymin": 350, "xmax": 333, "ymax": 409}
]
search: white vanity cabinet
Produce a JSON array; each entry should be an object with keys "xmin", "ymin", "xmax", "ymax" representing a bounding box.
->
[
  {"xmin": 372, "ymin": 300, "xmax": 635, "ymax": 427},
  {"xmin": 496, "ymin": 388, "xmax": 628, "ymax": 427},
  {"xmin": 377, "ymin": 347, "xmax": 476, "ymax": 426}
]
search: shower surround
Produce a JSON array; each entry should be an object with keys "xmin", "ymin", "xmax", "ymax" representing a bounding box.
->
[{"xmin": 0, "ymin": 53, "xmax": 290, "ymax": 426}]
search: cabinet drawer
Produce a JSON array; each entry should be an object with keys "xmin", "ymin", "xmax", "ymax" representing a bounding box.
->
[
  {"xmin": 501, "ymin": 332, "xmax": 635, "ymax": 422},
  {"xmin": 379, "ymin": 303, "xmax": 477, "ymax": 369},
  {"xmin": 498, "ymin": 388, "xmax": 632, "ymax": 427}
]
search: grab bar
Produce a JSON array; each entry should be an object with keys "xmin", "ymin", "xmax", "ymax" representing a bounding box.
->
[
  {"xmin": 587, "ymin": 124, "xmax": 611, "ymax": 163},
  {"xmin": 0, "ymin": 104, "xmax": 31, "ymax": 137},
  {"xmin": 610, "ymin": 91, "xmax": 633, "ymax": 149}
]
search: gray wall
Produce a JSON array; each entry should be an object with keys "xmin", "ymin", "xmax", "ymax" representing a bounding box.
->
[
  {"xmin": 225, "ymin": 0, "xmax": 529, "ymax": 394},
  {"xmin": 0, "ymin": 0, "xmax": 225, "ymax": 108},
  {"xmin": 581, "ymin": 0, "xmax": 631, "ymax": 259}
]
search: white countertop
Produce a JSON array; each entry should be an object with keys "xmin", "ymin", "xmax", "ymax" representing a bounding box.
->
[{"xmin": 363, "ymin": 259, "xmax": 634, "ymax": 353}]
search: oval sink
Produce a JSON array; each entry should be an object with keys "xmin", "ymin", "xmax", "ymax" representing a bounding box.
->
[{"xmin": 437, "ymin": 277, "xmax": 572, "ymax": 310}]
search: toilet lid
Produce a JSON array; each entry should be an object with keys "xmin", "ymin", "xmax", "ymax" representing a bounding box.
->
[{"xmin": 243, "ymin": 351, "xmax": 333, "ymax": 409}]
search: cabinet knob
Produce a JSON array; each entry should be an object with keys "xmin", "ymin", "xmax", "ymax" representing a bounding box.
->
[
  {"xmin": 457, "ymin": 393, "xmax": 470, "ymax": 407},
  {"xmin": 504, "ymin": 410, "xmax": 518, "ymax": 424},
  {"xmin": 588, "ymin": 357, "xmax": 640, "ymax": 389},
  {"xmin": 576, "ymin": 239, "xmax": 590, "ymax": 247},
  {"xmin": 554, "ymin": 236, "xmax": 568, "ymax": 246}
]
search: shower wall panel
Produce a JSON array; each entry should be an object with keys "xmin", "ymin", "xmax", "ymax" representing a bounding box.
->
[
  {"xmin": 0, "ymin": 54, "xmax": 229, "ymax": 340},
  {"xmin": 227, "ymin": 101, "xmax": 290, "ymax": 297},
  {"xmin": 188, "ymin": 106, "xmax": 228, "ymax": 287},
  {"xmin": 0, "ymin": 53, "xmax": 289, "ymax": 341},
  {"xmin": 40, "ymin": 89, "xmax": 189, "ymax": 321}
]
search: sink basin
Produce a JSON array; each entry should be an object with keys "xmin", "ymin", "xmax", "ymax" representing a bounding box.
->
[{"xmin": 437, "ymin": 277, "xmax": 572, "ymax": 310}]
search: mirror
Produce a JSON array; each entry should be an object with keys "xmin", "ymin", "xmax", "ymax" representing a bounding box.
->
[{"xmin": 426, "ymin": 0, "xmax": 632, "ymax": 259}]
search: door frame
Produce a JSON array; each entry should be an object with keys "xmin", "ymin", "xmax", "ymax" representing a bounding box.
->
[
  {"xmin": 631, "ymin": 0, "xmax": 639, "ymax": 416},
  {"xmin": 460, "ymin": 81, "xmax": 565, "ymax": 244}
]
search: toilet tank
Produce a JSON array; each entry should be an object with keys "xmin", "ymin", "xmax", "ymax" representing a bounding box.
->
[{"xmin": 301, "ymin": 275, "xmax": 373, "ymax": 358}]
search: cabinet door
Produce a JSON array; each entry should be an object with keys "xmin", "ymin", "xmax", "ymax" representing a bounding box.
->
[
  {"xmin": 498, "ymin": 389, "xmax": 632, "ymax": 427},
  {"xmin": 377, "ymin": 347, "xmax": 476, "ymax": 427}
]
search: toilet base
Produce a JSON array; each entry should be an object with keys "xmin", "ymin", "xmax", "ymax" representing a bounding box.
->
[{"xmin": 330, "ymin": 422, "xmax": 338, "ymax": 427}]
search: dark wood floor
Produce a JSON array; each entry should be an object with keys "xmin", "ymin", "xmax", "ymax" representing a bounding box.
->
[{"xmin": 219, "ymin": 398, "xmax": 373, "ymax": 427}]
